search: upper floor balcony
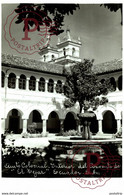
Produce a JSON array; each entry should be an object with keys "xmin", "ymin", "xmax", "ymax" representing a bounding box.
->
[
  {"xmin": 1, "ymin": 70, "xmax": 66, "ymax": 103},
  {"xmin": 1, "ymin": 69, "xmax": 122, "ymax": 105}
]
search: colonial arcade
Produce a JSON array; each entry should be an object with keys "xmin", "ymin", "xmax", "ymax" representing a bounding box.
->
[{"xmin": 1, "ymin": 30, "xmax": 122, "ymax": 136}]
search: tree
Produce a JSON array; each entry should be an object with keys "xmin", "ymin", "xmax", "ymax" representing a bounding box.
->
[
  {"xmin": 14, "ymin": 4, "xmax": 79, "ymax": 36},
  {"xmin": 64, "ymin": 59, "xmax": 113, "ymax": 113},
  {"xmin": 101, "ymin": 4, "xmax": 122, "ymax": 25},
  {"xmin": 63, "ymin": 59, "xmax": 113, "ymax": 139}
]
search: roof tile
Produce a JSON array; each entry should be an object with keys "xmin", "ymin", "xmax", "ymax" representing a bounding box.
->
[{"xmin": 2, "ymin": 54, "xmax": 122, "ymax": 75}]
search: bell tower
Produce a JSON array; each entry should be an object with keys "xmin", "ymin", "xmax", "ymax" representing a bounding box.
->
[
  {"xmin": 39, "ymin": 29, "xmax": 82, "ymax": 65},
  {"xmin": 55, "ymin": 29, "xmax": 82, "ymax": 65},
  {"xmin": 39, "ymin": 36, "xmax": 58, "ymax": 62}
]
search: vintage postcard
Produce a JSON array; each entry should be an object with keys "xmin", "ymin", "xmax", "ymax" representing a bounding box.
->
[{"xmin": 1, "ymin": 1, "xmax": 123, "ymax": 195}]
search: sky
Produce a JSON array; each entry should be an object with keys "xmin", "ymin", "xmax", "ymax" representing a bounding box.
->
[{"xmin": 2, "ymin": 3, "xmax": 122, "ymax": 65}]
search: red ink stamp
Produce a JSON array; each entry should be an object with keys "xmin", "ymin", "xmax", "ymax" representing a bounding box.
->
[
  {"xmin": 4, "ymin": 6, "xmax": 56, "ymax": 55},
  {"xmin": 66, "ymin": 141, "xmax": 121, "ymax": 189}
]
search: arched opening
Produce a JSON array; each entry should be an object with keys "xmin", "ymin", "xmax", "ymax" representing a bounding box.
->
[
  {"xmin": 56, "ymin": 80, "xmax": 63, "ymax": 93},
  {"xmin": 51, "ymin": 55, "xmax": 55, "ymax": 61},
  {"xmin": 100, "ymin": 79, "xmax": 105, "ymax": 84},
  {"xmin": 39, "ymin": 77, "xmax": 45, "ymax": 92},
  {"xmin": 90, "ymin": 112, "xmax": 98, "ymax": 134},
  {"xmin": 29, "ymin": 76, "xmax": 36, "ymax": 91},
  {"xmin": 6, "ymin": 109, "xmax": 22, "ymax": 134},
  {"xmin": 8, "ymin": 73, "xmax": 16, "ymax": 88},
  {"xmin": 118, "ymin": 76, "xmax": 122, "ymax": 91},
  {"xmin": 48, "ymin": 79, "xmax": 54, "ymax": 93},
  {"xmin": 19, "ymin": 74, "xmax": 26, "ymax": 89},
  {"xmin": 28, "ymin": 110, "xmax": 42, "ymax": 133},
  {"xmin": 110, "ymin": 77, "xmax": 116, "ymax": 91},
  {"xmin": 63, "ymin": 48, "xmax": 66, "ymax": 56},
  {"xmin": 64, "ymin": 112, "xmax": 76, "ymax": 131},
  {"xmin": 47, "ymin": 111, "xmax": 60, "ymax": 133},
  {"xmin": 72, "ymin": 48, "xmax": 75, "ymax": 56},
  {"xmin": 44, "ymin": 55, "xmax": 46, "ymax": 62},
  {"xmin": 102, "ymin": 110, "xmax": 117, "ymax": 134},
  {"xmin": 1, "ymin": 71, "xmax": 5, "ymax": 88}
]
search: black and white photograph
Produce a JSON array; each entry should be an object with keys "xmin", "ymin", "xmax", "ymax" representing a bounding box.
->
[{"xmin": 1, "ymin": 2, "xmax": 123, "ymax": 194}]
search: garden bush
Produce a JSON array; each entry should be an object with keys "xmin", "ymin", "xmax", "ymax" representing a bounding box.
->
[{"xmin": 56, "ymin": 129, "xmax": 82, "ymax": 136}]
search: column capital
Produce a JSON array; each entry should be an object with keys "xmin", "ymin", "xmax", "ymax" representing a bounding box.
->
[
  {"xmin": 16, "ymin": 76, "xmax": 20, "ymax": 79},
  {"xmin": 42, "ymin": 118, "xmax": 47, "ymax": 121},
  {"xmin": 116, "ymin": 118, "xmax": 121, "ymax": 120},
  {"xmin": 54, "ymin": 81, "xmax": 57, "ymax": 84},
  {"xmin": 97, "ymin": 118, "xmax": 103, "ymax": 121},
  {"xmin": 36, "ymin": 78, "xmax": 40, "ymax": 82},
  {"xmin": 5, "ymin": 74, "xmax": 9, "ymax": 78},
  {"xmin": 1, "ymin": 118, "xmax": 6, "ymax": 120},
  {"xmin": 22, "ymin": 117, "xmax": 28, "ymax": 120}
]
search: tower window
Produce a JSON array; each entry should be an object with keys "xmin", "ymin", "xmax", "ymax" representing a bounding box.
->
[
  {"xmin": 51, "ymin": 55, "xmax": 55, "ymax": 61},
  {"xmin": 44, "ymin": 55, "xmax": 46, "ymax": 62},
  {"xmin": 72, "ymin": 48, "xmax": 75, "ymax": 56},
  {"xmin": 63, "ymin": 48, "xmax": 66, "ymax": 56}
]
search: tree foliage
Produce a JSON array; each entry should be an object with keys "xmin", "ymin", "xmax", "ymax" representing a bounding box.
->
[
  {"xmin": 14, "ymin": 3, "xmax": 122, "ymax": 36},
  {"xmin": 101, "ymin": 4, "xmax": 122, "ymax": 25},
  {"xmin": 15, "ymin": 4, "xmax": 79, "ymax": 35},
  {"xmin": 63, "ymin": 59, "xmax": 113, "ymax": 113}
]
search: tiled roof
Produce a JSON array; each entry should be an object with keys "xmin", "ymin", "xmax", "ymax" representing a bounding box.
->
[
  {"xmin": 2, "ymin": 54, "xmax": 122, "ymax": 75},
  {"xmin": 93, "ymin": 59, "xmax": 122, "ymax": 74},
  {"xmin": 2, "ymin": 53, "xmax": 64, "ymax": 75}
]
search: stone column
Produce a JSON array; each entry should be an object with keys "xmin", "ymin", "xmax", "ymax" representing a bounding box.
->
[
  {"xmin": 116, "ymin": 79, "xmax": 119, "ymax": 91},
  {"xmin": 16, "ymin": 76, "xmax": 20, "ymax": 89},
  {"xmin": 5, "ymin": 75, "xmax": 8, "ymax": 88},
  {"xmin": 42, "ymin": 119, "xmax": 47, "ymax": 136},
  {"xmin": 54, "ymin": 81, "xmax": 57, "ymax": 93},
  {"xmin": 1, "ymin": 118, "xmax": 6, "ymax": 134},
  {"xmin": 36, "ymin": 78, "xmax": 39, "ymax": 91},
  {"xmin": 45, "ymin": 80, "xmax": 48, "ymax": 92},
  {"xmin": 22, "ymin": 119, "xmax": 28, "ymax": 134},
  {"xmin": 98, "ymin": 119, "xmax": 103, "ymax": 134},
  {"xmin": 76, "ymin": 120, "xmax": 81, "ymax": 133},
  {"xmin": 26, "ymin": 78, "xmax": 30, "ymax": 90},
  {"xmin": 60, "ymin": 119, "xmax": 64, "ymax": 134},
  {"xmin": 117, "ymin": 119, "xmax": 121, "ymax": 133}
]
